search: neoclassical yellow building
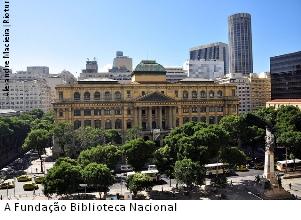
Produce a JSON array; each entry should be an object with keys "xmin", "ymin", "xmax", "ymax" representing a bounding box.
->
[{"xmin": 53, "ymin": 60, "xmax": 239, "ymax": 142}]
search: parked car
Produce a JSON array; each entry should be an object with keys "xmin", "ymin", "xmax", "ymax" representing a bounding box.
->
[
  {"xmin": 34, "ymin": 176, "xmax": 44, "ymax": 184},
  {"xmin": 17, "ymin": 175, "xmax": 32, "ymax": 182},
  {"xmin": 0, "ymin": 179, "xmax": 15, "ymax": 189},
  {"xmin": 236, "ymin": 165, "xmax": 249, "ymax": 172},
  {"xmin": 120, "ymin": 165, "xmax": 133, "ymax": 173},
  {"xmin": 255, "ymin": 163, "xmax": 264, "ymax": 170},
  {"xmin": 23, "ymin": 182, "xmax": 39, "ymax": 191},
  {"xmin": 148, "ymin": 165, "xmax": 157, "ymax": 170}
]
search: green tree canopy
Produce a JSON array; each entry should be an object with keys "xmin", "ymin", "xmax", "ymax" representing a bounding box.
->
[
  {"xmin": 126, "ymin": 173, "xmax": 152, "ymax": 197},
  {"xmin": 78, "ymin": 144, "xmax": 122, "ymax": 169},
  {"xmin": 122, "ymin": 138, "xmax": 156, "ymax": 171},
  {"xmin": 81, "ymin": 163, "xmax": 114, "ymax": 195},
  {"xmin": 43, "ymin": 157, "xmax": 82, "ymax": 196},
  {"xmin": 174, "ymin": 159, "xmax": 205, "ymax": 188},
  {"xmin": 220, "ymin": 147, "xmax": 247, "ymax": 168},
  {"xmin": 22, "ymin": 129, "xmax": 51, "ymax": 173}
]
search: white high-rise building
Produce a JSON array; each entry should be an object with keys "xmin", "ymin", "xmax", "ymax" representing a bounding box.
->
[
  {"xmin": 217, "ymin": 73, "xmax": 251, "ymax": 113},
  {"xmin": 165, "ymin": 67, "xmax": 188, "ymax": 83},
  {"xmin": 0, "ymin": 78, "xmax": 52, "ymax": 112},
  {"xmin": 188, "ymin": 59, "xmax": 224, "ymax": 79},
  {"xmin": 0, "ymin": 66, "xmax": 75, "ymax": 112},
  {"xmin": 217, "ymin": 72, "xmax": 271, "ymax": 113},
  {"xmin": 111, "ymin": 51, "xmax": 132, "ymax": 72}
]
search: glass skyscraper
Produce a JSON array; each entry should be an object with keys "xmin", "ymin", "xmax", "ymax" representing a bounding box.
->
[
  {"xmin": 270, "ymin": 51, "xmax": 301, "ymax": 99},
  {"xmin": 228, "ymin": 13, "xmax": 253, "ymax": 74}
]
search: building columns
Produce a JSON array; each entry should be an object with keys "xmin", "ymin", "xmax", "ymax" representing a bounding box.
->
[
  {"xmin": 158, "ymin": 106, "xmax": 162, "ymax": 129},
  {"xmin": 168, "ymin": 106, "xmax": 172, "ymax": 129},
  {"xmin": 138, "ymin": 107, "xmax": 142, "ymax": 129},
  {"xmin": 148, "ymin": 107, "xmax": 152, "ymax": 129}
]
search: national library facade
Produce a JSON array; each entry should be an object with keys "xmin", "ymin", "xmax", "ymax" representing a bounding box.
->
[{"xmin": 53, "ymin": 60, "xmax": 239, "ymax": 141}]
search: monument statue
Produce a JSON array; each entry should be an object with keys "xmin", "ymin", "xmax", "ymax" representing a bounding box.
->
[{"xmin": 263, "ymin": 126, "xmax": 276, "ymax": 184}]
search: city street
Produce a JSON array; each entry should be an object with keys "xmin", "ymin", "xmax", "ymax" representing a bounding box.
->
[{"xmin": 0, "ymin": 148, "xmax": 54, "ymax": 200}]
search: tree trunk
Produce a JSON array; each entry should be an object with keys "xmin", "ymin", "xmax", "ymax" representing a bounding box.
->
[{"xmin": 39, "ymin": 154, "xmax": 44, "ymax": 173}]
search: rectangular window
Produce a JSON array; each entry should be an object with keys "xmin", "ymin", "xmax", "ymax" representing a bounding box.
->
[
  {"xmin": 192, "ymin": 106, "xmax": 198, "ymax": 113},
  {"xmin": 127, "ymin": 90, "xmax": 131, "ymax": 98},
  {"xmin": 115, "ymin": 108, "xmax": 121, "ymax": 115},
  {"xmin": 183, "ymin": 108, "xmax": 189, "ymax": 113},
  {"xmin": 94, "ymin": 120, "xmax": 101, "ymax": 128},
  {"xmin": 94, "ymin": 109, "xmax": 101, "ymax": 116},
  {"xmin": 175, "ymin": 90, "xmax": 178, "ymax": 97},
  {"xmin": 104, "ymin": 109, "xmax": 111, "ymax": 115},
  {"xmin": 127, "ymin": 109, "xmax": 131, "ymax": 115},
  {"xmin": 209, "ymin": 107, "xmax": 215, "ymax": 112},
  {"xmin": 74, "ymin": 109, "xmax": 81, "ymax": 116},
  {"xmin": 200, "ymin": 107, "xmax": 206, "ymax": 112},
  {"xmin": 84, "ymin": 109, "xmax": 91, "ymax": 116},
  {"xmin": 59, "ymin": 91, "xmax": 63, "ymax": 100}
]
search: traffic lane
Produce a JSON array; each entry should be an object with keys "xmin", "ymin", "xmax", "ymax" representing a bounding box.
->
[{"xmin": 0, "ymin": 177, "xmax": 44, "ymax": 199}]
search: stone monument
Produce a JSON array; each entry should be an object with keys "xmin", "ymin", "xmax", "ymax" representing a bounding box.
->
[{"xmin": 263, "ymin": 127, "xmax": 277, "ymax": 184}]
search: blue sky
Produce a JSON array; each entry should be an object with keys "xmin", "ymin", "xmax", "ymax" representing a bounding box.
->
[{"xmin": 8, "ymin": 0, "xmax": 301, "ymax": 76}]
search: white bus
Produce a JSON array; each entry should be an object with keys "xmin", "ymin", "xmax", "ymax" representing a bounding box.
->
[
  {"xmin": 126, "ymin": 169, "xmax": 160, "ymax": 181},
  {"xmin": 205, "ymin": 163, "xmax": 229, "ymax": 176},
  {"xmin": 276, "ymin": 159, "xmax": 301, "ymax": 172}
]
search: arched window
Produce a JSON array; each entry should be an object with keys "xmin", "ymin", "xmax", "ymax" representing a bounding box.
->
[
  {"xmin": 200, "ymin": 91, "xmax": 206, "ymax": 98},
  {"xmin": 209, "ymin": 90, "xmax": 214, "ymax": 98},
  {"xmin": 127, "ymin": 120, "xmax": 132, "ymax": 129},
  {"xmin": 115, "ymin": 119, "xmax": 122, "ymax": 129},
  {"xmin": 58, "ymin": 109, "xmax": 64, "ymax": 117},
  {"xmin": 152, "ymin": 121, "xmax": 157, "ymax": 129},
  {"xmin": 84, "ymin": 120, "xmax": 91, "ymax": 127},
  {"xmin": 74, "ymin": 120, "xmax": 81, "ymax": 129},
  {"xmin": 84, "ymin": 92, "xmax": 90, "ymax": 100},
  {"xmin": 104, "ymin": 91, "xmax": 112, "ymax": 101},
  {"xmin": 74, "ymin": 92, "xmax": 80, "ymax": 101},
  {"xmin": 200, "ymin": 116, "xmax": 206, "ymax": 123},
  {"xmin": 183, "ymin": 90, "xmax": 189, "ymax": 99},
  {"xmin": 114, "ymin": 91, "xmax": 122, "ymax": 101},
  {"xmin": 105, "ymin": 119, "xmax": 112, "ymax": 129},
  {"xmin": 217, "ymin": 90, "xmax": 223, "ymax": 97},
  {"xmin": 94, "ymin": 91, "xmax": 100, "ymax": 100},
  {"xmin": 192, "ymin": 91, "xmax": 197, "ymax": 99},
  {"xmin": 192, "ymin": 117, "xmax": 198, "ymax": 122}
]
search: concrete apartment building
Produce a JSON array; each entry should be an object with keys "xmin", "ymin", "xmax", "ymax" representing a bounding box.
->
[{"xmin": 217, "ymin": 72, "xmax": 271, "ymax": 113}]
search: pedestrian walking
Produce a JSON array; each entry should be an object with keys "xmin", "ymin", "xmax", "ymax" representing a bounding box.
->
[
  {"xmin": 1, "ymin": 195, "xmax": 2, "ymax": 200},
  {"xmin": 289, "ymin": 183, "xmax": 292, "ymax": 190}
]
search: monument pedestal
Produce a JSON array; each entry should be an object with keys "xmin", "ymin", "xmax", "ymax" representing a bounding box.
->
[{"xmin": 263, "ymin": 149, "xmax": 277, "ymax": 184}]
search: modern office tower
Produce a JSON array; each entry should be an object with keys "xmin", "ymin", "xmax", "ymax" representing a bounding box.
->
[
  {"xmin": 188, "ymin": 59, "xmax": 224, "ymax": 79},
  {"xmin": 53, "ymin": 60, "xmax": 239, "ymax": 156},
  {"xmin": 228, "ymin": 13, "xmax": 253, "ymax": 74},
  {"xmin": 218, "ymin": 73, "xmax": 251, "ymax": 113},
  {"xmin": 111, "ymin": 51, "xmax": 133, "ymax": 72},
  {"xmin": 190, "ymin": 42, "xmax": 229, "ymax": 74},
  {"xmin": 165, "ymin": 67, "xmax": 188, "ymax": 83},
  {"xmin": 270, "ymin": 51, "xmax": 301, "ymax": 99},
  {"xmin": 249, "ymin": 72, "xmax": 271, "ymax": 111}
]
